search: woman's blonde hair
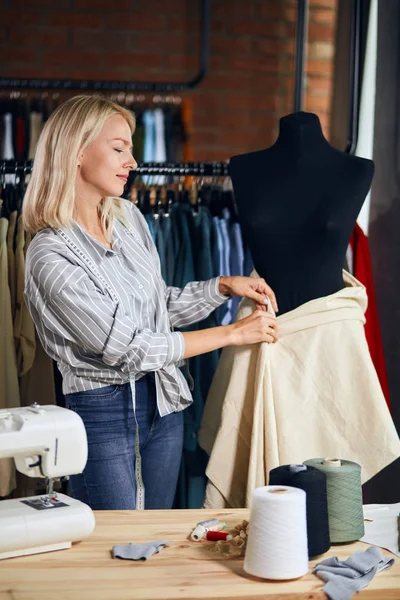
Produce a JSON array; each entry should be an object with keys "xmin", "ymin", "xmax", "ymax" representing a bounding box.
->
[{"xmin": 22, "ymin": 94, "xmax": 135, "ymax": 240}]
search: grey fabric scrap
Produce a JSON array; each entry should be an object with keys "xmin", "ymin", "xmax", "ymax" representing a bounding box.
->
[
  {"xmin": 313, "ymin": 546, "xmax": 394, "ymax": 600},
  {"xmin": 112, "ymin": 540, "xmax": 170, "ymax": 561}
]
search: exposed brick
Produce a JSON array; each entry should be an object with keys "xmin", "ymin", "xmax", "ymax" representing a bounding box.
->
[
  {"xmin": 1, "ymin": 0, "xmax": 338, "ymax": 159},
  {"xmin": 305, "ymin": 94, "xmax": 333, "ymax": 111},
  {"xmin": 306, "ymin": 75, "xmax": 333, "ymax": 94},
  {"xmin": 256, "ymin": 2, "xmax": 288, "ymax": 21},
  {"xmin": 164, "ymin": 54, "xmax": 199, "ymax": 71},
  {"xmin": 200, "ymin": 72, "xmax": 251, "ymax": 93},
  {"xmin": 231, "ymin": 20, "xmax": 288, "ymax": 38},
  {"xmin": 64, "ymin": 67, "xmax": 133, "ymax": 80},
  {"xmin": 228, "ymin": 56, "xmax": 282, "ymax": 75},
  {"xmin": 254, "ymin": 39, "xmax": 294, "ymax": 57},
  {"xmin": 250, "ymin": 75, "xmax": 286, "ymax": 93},
  {"xmin": 191, "ymin": 131, "xmax": 219, "ymax": 146},
  {"xmin": 308, "ymin": 22, "xmax": 336, "ymax": 41},
  {"xmin": 1, "ymin": 11, "xmax": 43, "ymax": 27},
  {"xmin": 0, "ymin": 66, "xmax": 65, "ymax": 79},
  {"xmin": 306, "ymin": 59, "xmax": 334, "ymax": 77},
  {"xmin": 105, "ymin": 51, "xmax": 163, "ymax": 69},
  {"xmin": 12, "ymin": 0, "xmax": 70, "ymax": 7},
  {"xmin": 46, "ymin": 13, "xmax": 103, "ymax": 28},
  {"xmin": 209, "ymin": 54, "xmax": 225, "ymax": 71},
  {"xmin": 308, "ymin": 41, "xmax": 335, "ymax": 60},
  {"xmin": 71, "ymin": 30, "xmax": 108, "ymax": 50},
  {"xmin": 283, "ymin": 7, "xmax": 297, "ymax": 22},
  {"xmin": 2, "ymin": 47, "xmax": 38, "ymax": 64},
  {"xmin": 73, "ymin": 0, "xmax": 132, "ymax": 10},
  {"xmin": 211, "ymin": 35, "xmax": 252, "ymax": 56},
  {"xmin": 196, "ymin": 148, "xmax": 233, "ymax": 161},
  {"xmin": 134, "ymin": 33, "xmax": 189, "ymax": 55},
  {"xmin": 309, "ymin": 0, "xmax": 337, "ymax": 7},
  {"xmin": 194, "ymin": 110, "xmax": 251, "ymax": 130},
  {"xmin": 212, "ymin": 0, "xmax": 255, "ymax": 20},
  {"xmin": 310, "ymin": 7, "xmax": 337, "ymax": 24},
  {"xmin": 169, "ymin": 14, "xmax": 224, "ymax": 35},
  {"xmin": 220, "ymin": 128, "xmax": 276, "ymax": 149},
  {"xmin": 316, "ymin": 112, "xmax": 331, "ymax": 133},
  {"xmin": 9, "ymin": 28, "xmax": 68, "ymax": 48},
  {"xmin": 133, "ymin": 0, "xmax": 191, "ymax": 14},
  {"xmin": 43, "ymin": 49, "xmax": 102, "ymax": 67},
  {"xmin": 108, "ymin": 14, "xmax": 165, "ymax": 31}
]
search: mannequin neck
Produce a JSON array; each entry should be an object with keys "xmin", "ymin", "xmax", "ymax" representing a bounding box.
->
[{"xmin": 274, "ymin": 112, "xmax": 330, "ymax": 156}]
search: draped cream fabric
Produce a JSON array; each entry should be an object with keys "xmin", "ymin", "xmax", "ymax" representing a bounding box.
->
[{"xmin": 198, "ymin": 271, "xmax": 400, "ymax": 508}]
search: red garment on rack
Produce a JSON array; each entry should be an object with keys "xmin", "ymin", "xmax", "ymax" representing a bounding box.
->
[
  {"xmin": 349, "ymin": 223, "xmax": 391, "ymax": 410},
  {"xmin": 16, "ymin": 116, "xmax": 25, "ymax": 160}
]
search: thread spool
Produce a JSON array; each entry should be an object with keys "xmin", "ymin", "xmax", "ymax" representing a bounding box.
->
[
  {"xmin": 206, "ymin": 531, "xmax": 232, "ymax": 541},
  {"xmin": 304, "ymin": 458, "xmax": 364, "ymax": 544},
  {"xmin": 244, "ymin": 486, "xmax": 308, "ymax": 580},
  {"xmin": 269, "ymin": 464, "xmax": 330, "ymax": 558},
  {"xmin": 191, "ymin": 520, "xmax": 226, "ymax": 541}
]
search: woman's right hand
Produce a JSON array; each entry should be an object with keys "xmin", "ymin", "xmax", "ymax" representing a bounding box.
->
[{"xmin": 229, "ymin": 310, "xmax": 278, "ymax": 346}]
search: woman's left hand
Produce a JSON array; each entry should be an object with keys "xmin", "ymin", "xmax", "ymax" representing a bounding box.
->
[{"xmin": 219, "ymin": 276, "xmax": 278, "ymax": 313}]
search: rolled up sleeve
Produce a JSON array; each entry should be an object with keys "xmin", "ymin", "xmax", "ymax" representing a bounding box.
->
[
  {"xmin": 26, "ymin": 267, "xmax": 185, "ymax": 376},
  {"xmin": 165, "ymin": 276, "xmax": 228, "ymax": 329}
]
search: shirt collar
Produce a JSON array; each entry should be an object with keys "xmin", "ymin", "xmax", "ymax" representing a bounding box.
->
[{"xmin": 70, "ymin": 220, "xmax": 121, "ymax": 263}]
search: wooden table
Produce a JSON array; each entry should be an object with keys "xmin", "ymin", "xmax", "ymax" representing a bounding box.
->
[{"xmin": 0, "ymin": 509, "xmax": 399, "ymax": 599}]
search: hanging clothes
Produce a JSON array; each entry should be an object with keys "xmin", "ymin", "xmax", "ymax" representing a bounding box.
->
[
  {"xmin": 0, "ymin": 217, "xmax": 20, "ymax": 497},
  {"xmin": 14, "ymin": 216, "xmax": 36, "ymax": 377},
  {"xmin": 154, "ymin": 109, "xmax": 167, "ymax": 163},
  {"xmin": 199, "ymin": 270, "xmax": 400, "ymax": 508},
  {"xmin": 28, "ymin": 111, "xmax": 43, "ymax": 159},
  {"xmin": 144, "ymin": 213, "xmax": 156, "ymax": 242},
  {"xmin": 143, "ymin": 110, "xmax": 156, "ymax": 162},
  {"xmin": 6, "ymin": 210, "xmax": 17, "ymax": 320},
  {"xmin": 212, "ymin": 215, "xmax": 229, "ymax": 326},
  {"xmin": 154, "ymin": 217, "xmax": 167, "ymax": 282},
  {"xmin": 2, "ymin": 113, "xmax": 14, "ymax": 160},
  {"xmin": 218, "ymin": 208, "xmax": 233, "ymax": 325},
  {"xmin": 229, "ymin": 221, "xmax": 245, "ymax": 315},
  {"xmin": 348, "ymin": 223, "xmax": 391, "ymax": 409}
]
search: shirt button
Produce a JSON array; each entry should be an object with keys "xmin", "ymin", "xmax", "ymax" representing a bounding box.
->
[{"xmin": 138, "ymin": 284, "xmax": 144, "ymax": 289}]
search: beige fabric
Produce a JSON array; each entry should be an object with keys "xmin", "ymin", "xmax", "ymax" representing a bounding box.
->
[
  {"xmin": 198, "ymin": 271, "xmax": 400, "ymax": 509},
  {"xmin": 28, "ymin": 112, "xmax": 43, "ymax": 160},
  {"xmin": 0, "ymin": 218, "xmax": 20, "ymax": 496},
  {"xmin": 6, "ymin": 210, "xmax": 17, "ymax": 321},
  {"xmin": 19, "ymin": 229, "xmax": 55, "ymax": 409},
  {"xmin": 14, "ymin": 216, "xmax": 36, "ymax": 376},
  {"xmin": 14, "ymin": 231, "xmax": 55, "ymax": 499}
]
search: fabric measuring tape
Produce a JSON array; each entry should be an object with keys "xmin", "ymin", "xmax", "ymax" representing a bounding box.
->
[{"xmin": 55, "ymin": 224, "xmax": 147, "ymax": 509}]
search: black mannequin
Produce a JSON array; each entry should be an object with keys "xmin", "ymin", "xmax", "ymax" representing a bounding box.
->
[{"xmin": 229, "ymin": 112, "xmax": 374, "ymax": 315}]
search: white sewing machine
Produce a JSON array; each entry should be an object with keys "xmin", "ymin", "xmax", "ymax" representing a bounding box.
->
[{"xmin": 0, "ymin": 404, "xmax": 95, "ymax": 560}]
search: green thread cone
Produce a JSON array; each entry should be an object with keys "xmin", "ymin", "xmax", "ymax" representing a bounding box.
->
[{"xmin": 304, "ymin": 458, "xmax": 364, "ymax": 543}]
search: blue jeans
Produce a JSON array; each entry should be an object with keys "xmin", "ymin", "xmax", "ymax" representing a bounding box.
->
[{"xmin": 65, "ymin": 374, "xmax": 184, "ymax": 510}]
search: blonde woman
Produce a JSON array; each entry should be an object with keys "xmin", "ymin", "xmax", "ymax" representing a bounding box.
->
[{"xmin": 23, "ymin": 95, "xmax": 278, "ymax": 510}]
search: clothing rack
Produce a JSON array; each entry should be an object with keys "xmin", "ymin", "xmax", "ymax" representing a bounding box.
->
[{"xmin": 0, "ymin": 160, "xmax": 230, "ymax": 178}]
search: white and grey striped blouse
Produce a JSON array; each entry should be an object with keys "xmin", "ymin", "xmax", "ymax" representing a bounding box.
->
[{"xmin": 24, "ymin": 200, "xmax": 228, "ymax": 416}]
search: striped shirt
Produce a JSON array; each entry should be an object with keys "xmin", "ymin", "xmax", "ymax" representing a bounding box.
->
[{"xmin": 24, "ymin": 200, "xmax": 228, "ymax": 416}]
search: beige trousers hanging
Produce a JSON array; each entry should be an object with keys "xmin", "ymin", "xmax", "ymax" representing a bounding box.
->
[
  {"xmin": 0, "ymin": 218, "xmax": 20, "ymax": 497},
  {"xmin": 198, "ymin": 271, "xmax": 400, "ymax": 508}
]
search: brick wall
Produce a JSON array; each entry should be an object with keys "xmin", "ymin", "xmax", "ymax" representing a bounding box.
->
[{"xmin": 1, "ymin": 0, "xmax": 337, "ymax": 161}]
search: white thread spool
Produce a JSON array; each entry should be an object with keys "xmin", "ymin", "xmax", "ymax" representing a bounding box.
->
[{"xmin": 244, "ymin": 486, "xmax": 308, "ymax": 580}]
